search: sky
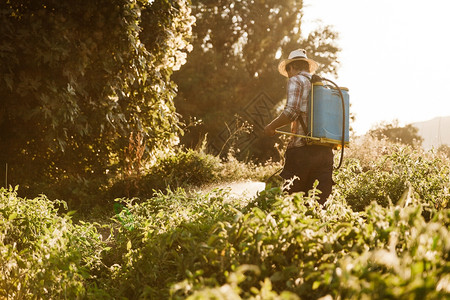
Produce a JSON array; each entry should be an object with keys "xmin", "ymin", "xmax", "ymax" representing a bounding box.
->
[{"xmin": 302, "ymin": 0, "xmax": 450, "ymax": 135}]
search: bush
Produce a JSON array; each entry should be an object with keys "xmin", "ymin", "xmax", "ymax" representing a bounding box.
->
[
  {"xmin": 22, "ymin": 175, "xmax": 111, "ymax": 214},
  {"xmin": 2, "ymin": 147, "xmax": 450, "ymax": 299},
  {"xmin": 99, "ymin": 184, "xmax": 450, "ymax": 299},
  {"xmin": 101, "ymin": 188, "xmax": 242, "ymax": 299},
  {"xmin": 109, "ymin": 149, "xmax": 222, "ymax": 199},
  {"xmin": 219, "ymin": 154, "xmax": 283, "ymax": 184},
  {"xmin": 109, "ymin": 148, "xmax": 281, "ymax": 200},
  {"xmin": 3, "ymin": 137, "xmax": 450, "ymax": 299},
  {"xmin": 335, "ymin": 136, "xmax": 450, "ymax": 211},
  {"xmin": 150, "ymin": 149, "xmax": 222, "ymax": 188},
  {"xmin": 181, "ymin": 189, "xmax": 449, "ymax": 299},
  {"xmin": 0, "ymin": 187, "xmax": 108, "ymax": 299}
]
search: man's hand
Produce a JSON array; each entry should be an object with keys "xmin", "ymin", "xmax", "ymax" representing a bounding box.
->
[
  {"xmin": 265, "ymin": 113, "xmax": 290, "ymax": 137},
  {"xmin": 264, "ymin": 125, "xmax": 276, "ymax": 137}
]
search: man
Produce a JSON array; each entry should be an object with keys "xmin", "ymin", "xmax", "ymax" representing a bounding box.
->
[{"xmin": 264, "ymin": 49, "xmax": 333, "ymax": 205}]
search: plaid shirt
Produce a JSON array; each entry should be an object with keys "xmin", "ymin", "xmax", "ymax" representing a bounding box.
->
[{"xmin": 282, "ymin": 71, "xmax": 312, "ymax": 148}]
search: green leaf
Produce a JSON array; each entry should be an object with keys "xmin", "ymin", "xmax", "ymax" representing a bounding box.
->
[
  {"xmin": 8, "ymin": 213, "xmax": 17, "ymax": 221},
  {"xmin": 253, "ymin": 207, "xmax": 266, "ymax": 219},
  {"xmin": 312, "ymin": 281, "xmax": 321, "ymax": 290},
  {"xmin": 66, "ymin": 210, "xmax": 77, "ymax": 216}
]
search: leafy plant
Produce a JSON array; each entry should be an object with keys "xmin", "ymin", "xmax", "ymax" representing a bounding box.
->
[
  {"xmin": 102, "ymin": 188, "xmax": 242, "ymax": 299},
  {"xmin": 109, "ymin": 147, "xmax": 280, "ymax": 199},
  {"xmin": 0, "ymin": 0, "xmax": 194, "ymax": 194},
  {"xmin": 335, "ymin": 138, "xmax": 450, "ymax": 211},
  {"xmin": 1, "ymin": 138, "xmax": 450, "ymax": 299},
  {"xmin": 0, "ymin": 187, "xmax": 108, "ymax": 299}
]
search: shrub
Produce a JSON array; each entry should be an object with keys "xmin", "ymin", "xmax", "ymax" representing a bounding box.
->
[
  {"xmin": 335, "ymin": 137, "xmax": 450, "ymax": 211},
  {"xmin": 2, "ymin": 157, "xmax": 449, "ymax": 299},
  {"xmin": 220, "ymin": 154, "xmax": 283, "ymax": 185},
  {"xmin": 22, "ymin": 175, "xmax": 111, "ymax": 213},
  {"xmin": 343, "ymin": 134, "xmax": 397, "ymax": 171},
  {"xmin": 101, "ymin": 188, "xmax": 241, "ymax": 299},
  {"xmin": 0, "ymin": 187, "xmax": 108, "ymax": 299},
  {"xmin": 333, "ymin": 192, "xmax": 450, "ymax": 299},
  {"xmin": 150, "ymin": 149, "xmax": 222, "ymax": 188},
  {"xmin": 3, "ymin": 136, "xmax": 450, "ymax": 299},
  {"xmin": 109, "ymin": 149, "xmax": 222, "ymax": 199},
  {"xmin": 166, "ymin": 185, "xmax": 450, "ymax": 299},
  {"xmin": 109, "ymin": 148, "xmax": 281, "ymax": 200}
]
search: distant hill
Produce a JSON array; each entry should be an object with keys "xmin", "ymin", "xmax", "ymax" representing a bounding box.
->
[{"xmin": 413, "ymin": 116, "xmax": 450, "ymax": 149}]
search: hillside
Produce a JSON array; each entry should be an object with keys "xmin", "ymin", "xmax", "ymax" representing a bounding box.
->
[{"xmin": 413, "ymin": 116, "xmax": 450, "ymax": 149}]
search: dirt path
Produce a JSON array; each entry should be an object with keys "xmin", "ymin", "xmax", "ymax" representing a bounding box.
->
[{"xmin": 202, "ymin": 180, "xmax": 266, "ymax": 199}]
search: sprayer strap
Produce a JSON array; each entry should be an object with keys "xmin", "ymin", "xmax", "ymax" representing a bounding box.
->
[{"xmin": 298, "ymin": 114, "xmax": 308, "ymax": 137}]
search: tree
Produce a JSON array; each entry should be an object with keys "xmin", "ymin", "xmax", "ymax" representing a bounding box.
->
[
  {"xmin": 173, "ymin": 0, "xmax": 340, "ymax": 161},
  {"xmin": 0, "ymin": 0, "xmax": 194, "ymax": 189},
  {"xmin": 437, "ymin": 144, "xmax": 450, "ymax": 158},
  {"xmin": 369, "ymin": 120, "xmax": 423, "ymax": 148}
]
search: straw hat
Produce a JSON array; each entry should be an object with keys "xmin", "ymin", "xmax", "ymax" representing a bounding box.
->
[{"xmin": 278, "ymin": 49, "xmax": 318, "ymax": 77}]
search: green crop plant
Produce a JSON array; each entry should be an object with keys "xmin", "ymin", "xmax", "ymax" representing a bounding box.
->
[
  {"xmin": 168, "ymin": 186, "xmax": 450, "ymax": 300},
  {"xmin": 1, "ymin": 137, "xmax": 450, "ymax": 299},
  {"xmin": 0, "ymin": 187, "xmax": 109, "ymax": 299},
  {"xmin": 335, "ymin": 141, "xmax": 450, "ymax": 212}
]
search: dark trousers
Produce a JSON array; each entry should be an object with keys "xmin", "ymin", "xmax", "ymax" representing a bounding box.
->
[{"xmin": 280, "ymin": 145, "xmax": 334, "ymax": 205}]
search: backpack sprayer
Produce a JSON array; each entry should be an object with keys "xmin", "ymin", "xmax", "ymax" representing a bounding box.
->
[{"xmin": 275, "ymin": 76, "xmax": 349, "ymax": 169}]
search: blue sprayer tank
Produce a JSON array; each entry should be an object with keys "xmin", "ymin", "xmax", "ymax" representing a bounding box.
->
[{"xmin": 307, "ymin": 82, "xmax": 350, "ymax": 148}]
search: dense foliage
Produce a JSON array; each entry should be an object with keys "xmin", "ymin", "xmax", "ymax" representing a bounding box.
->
[
  {"xmin": 173, "ymin": 0, "xmax": 340, "ymax": 160},
  {"xmin": 0, "ymin": 187, "xmax": 107, "ymax": 298},
  {"xmin": 1, "ymin": 137, "xmax": 449, "ymax": 299},
  {"xmin": 0, "ymin": 0, "xmax": 194, "ymax": 189},
  {"xmin": 338, "ymin": 135, "xmax": 450, "ymax": 212},
  {"xmin": 110, "ymin": 148, "xmax": 281, "ymax": 200},
  {"xmin": 2, "ymin": 2, "xmax": 449, "ymax": 299}
]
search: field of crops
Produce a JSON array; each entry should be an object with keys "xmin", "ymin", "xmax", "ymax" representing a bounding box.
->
[{"xmin": 1, "ymin": 137, "xmax": 450, "ymax": 299}]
